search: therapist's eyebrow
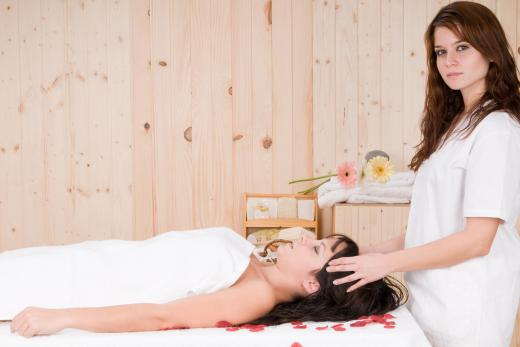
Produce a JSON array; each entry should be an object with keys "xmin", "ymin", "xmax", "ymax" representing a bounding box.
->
[{"xmin": 434, "ymin": 40, "xmax": 465, "ymax": 48}]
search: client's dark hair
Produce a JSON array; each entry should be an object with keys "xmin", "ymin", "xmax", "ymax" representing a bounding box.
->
[{"xmin": 249, "ymin": 234, "xmax": 408, "ymax": 325}]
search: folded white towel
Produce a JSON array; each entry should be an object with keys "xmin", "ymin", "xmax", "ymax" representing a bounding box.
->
[
  {"xmin": 318, "ymin": 171, "xmax": 415, "ymax": 198},
  {"xmin": 317, "ymin": 171, "xmax": 415, "ymax": 208},
  {"xmin": 347, "ymin": 194, "xmax": 411, "ymax": 204},
  {"xmin": 361, "ymin": 185, "xmax": 414, "ymax": 199},
  {"xmin": 363, "ymin": 171, "xmax": 415, "ymax": 188}
]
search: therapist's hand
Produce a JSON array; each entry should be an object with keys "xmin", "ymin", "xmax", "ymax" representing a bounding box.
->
[
  {"xmin": 10, "ymin": 307, "xmax": 67, "ymax": 338},
  {"xmin": 327, "ymin": 253, "xmax": 392, "ymax": 292}
]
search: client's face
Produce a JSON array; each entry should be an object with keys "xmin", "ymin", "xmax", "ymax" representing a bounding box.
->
[{"xmin": 276, "ymin": 235, "xmax": 346, "ymax": 284}]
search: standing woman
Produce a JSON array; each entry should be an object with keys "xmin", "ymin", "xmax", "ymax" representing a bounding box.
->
[{"xmin": 327, "ymin": 2, "xmax": 520, "ymax": 347}]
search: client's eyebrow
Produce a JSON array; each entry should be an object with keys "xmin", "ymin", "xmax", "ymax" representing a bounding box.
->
[{"xmin": 321, "ymin": 241, "xmax": 328, "ymax": 255}]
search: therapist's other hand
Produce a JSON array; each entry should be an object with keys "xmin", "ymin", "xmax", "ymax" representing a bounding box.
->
[
  {"xmin": 10, "ymin": 307, "xmax": 67, "ymax": 338},
  {"xmin": 327, "ymin": 253, "xmax": 391, "ymax": 292}
]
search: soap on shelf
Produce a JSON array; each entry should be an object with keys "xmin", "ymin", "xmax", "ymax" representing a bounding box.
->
[
  {"xmin": 297, "ymin": 199, "xmax": 315, "ymax": 221},
  {"xmin": 246, "ymin": 198, "xmax": 278, "ymax": 220},
  {"xmin": 277, "ymin": 197, "xmax": 297, "ymax": 219}
]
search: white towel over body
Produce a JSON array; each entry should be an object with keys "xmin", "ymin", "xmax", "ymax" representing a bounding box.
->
[{"xmin": 0, "ymin": 227, "xmax": 254, "ymax": 320}]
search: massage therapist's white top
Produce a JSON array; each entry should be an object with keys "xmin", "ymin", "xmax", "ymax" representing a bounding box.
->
[
  {"xmin": 0, "ymin": 227, "xmax": 254, "ymax": 320},
  {"xmin": 405, "ymin": 112, "xmax": 520, "ymax": 347}
]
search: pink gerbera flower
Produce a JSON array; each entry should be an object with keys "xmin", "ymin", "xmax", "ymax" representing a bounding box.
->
[{"xmin": 336, "ymin": 161, "xmax": 357, "ymax": 188}]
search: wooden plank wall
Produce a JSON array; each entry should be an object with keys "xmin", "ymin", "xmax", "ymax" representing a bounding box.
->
[
  {"xmin": 0, "ymin": 0, "xmax": 519, "ymax": 249},
  {"xmin": 0, "ymin": 0, "xmax": 314, "ymax": 250}
]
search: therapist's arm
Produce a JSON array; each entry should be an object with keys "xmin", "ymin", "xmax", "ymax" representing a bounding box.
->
[
  {"xmin": 328, "ymin": 217, "xmax": 500, "ymax": 291},
  {"xmin": 388, "ymin": 217, "xmax": 499, "ymax": 272},
  {"xmin": 361, "ymin": 233, "xmax": 406, "ymax": 254}
]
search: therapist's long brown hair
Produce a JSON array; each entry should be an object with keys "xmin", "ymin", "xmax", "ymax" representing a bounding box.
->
[{"xmin": 409, "ymin": 1, "xmax": 520, "ymax": 171}]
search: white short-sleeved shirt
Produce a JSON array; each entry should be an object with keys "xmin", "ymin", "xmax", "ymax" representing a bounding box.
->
[{"xmin": 404, "ymin": 111, "xmax": 520, "ymax": 347}]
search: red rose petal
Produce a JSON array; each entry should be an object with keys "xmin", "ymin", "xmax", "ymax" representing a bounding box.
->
[
  {"xmin": 226, "ymin": 327, "xmax": 240, "ymax": 331},
  {"xmin": 216, "ymin": 321, "xmax": 233, "ymax": 328},
  {"xmin": 293, "ymin": 324, "xmax": 308, "ymax": 329},
  {"xmin": 350, "ymin": 321, "xmax": 368, "ymax": 327},
  {"xmin": 240, "ymin": 324, "xmax": 267, "ymax": 330},
  {"xmin": 315, "ymin": 326, "xmax": 328, "ymax": 330},
  {"xmin": 291, "ymin": 343, "xmax": 303, "ymax": 347},
  {"xmin": 332, "ymin": 326, "xmax": 346, "ymax": 331},
  {"xmin": 331, "ymin": 323, "xmax": 344, "ymax": 328},
  {"xmin": 248, "ymin": 327, "xmax": 265, "ymax": 332},
  {"xmin": 385, "ymin": 321, "xmax": 396, "ymax": 326},
  {"xmin": 383, "ymin": 314, "xmax": 396, "ymax": 319}
]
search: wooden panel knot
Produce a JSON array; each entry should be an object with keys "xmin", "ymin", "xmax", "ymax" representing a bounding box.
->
[
  {"xmin": 262, "ymin": 136, "xmax": 272, "ymax": 149},
  {"xmin": 184, "ymin": 127, "xmax": 192, "ymax": 142}
]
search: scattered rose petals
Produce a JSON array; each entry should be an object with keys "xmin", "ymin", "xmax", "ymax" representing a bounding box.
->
[
  {"xmin": 291, "ymin": 343, "xmax": 303, "ymax": 347},
  {"xmin": 216, "ymin": 321, "xmax": 233, "ymax": 328},
  {"xmin": 293, "ymin": 324, "xmax": 307, "ymax": 329},
  {"xmin": 350, "ymin": 320, "xmax": 369, "ymax": 327},
  {"xmin": 349, "ymin": 313, "xmax": 398, "ymax": 329},
  {"xmin": 331, "ymin": 323, "xmax": 344, "ymax": 328},
  {"xmin": 225, "ymin": 327, "xmax": 240, "ymax": 332},
  {"xmin": 248, "ymin": 327, "xmax": 265, "ymax": 332},
  {"xmin": 315, "ymin": 326, "xmax": 328, "ymax": 331},
  {"xmin": 332, "ymin": 326, "xmax": 346, "ymax": 331}
]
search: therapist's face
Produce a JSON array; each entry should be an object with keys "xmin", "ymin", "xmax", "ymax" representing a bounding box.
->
[
  {"xmin": 434, "ymin": 26, "xmax": 490, "ymax": 101},
  {"xmin": 275, "ymin": 236, "xmax": 345, "ymax": 293}
]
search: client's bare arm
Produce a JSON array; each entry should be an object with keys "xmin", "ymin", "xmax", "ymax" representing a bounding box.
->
[{"xmin": 10, "ymin": 280, "xmax": 276, "ymax": 337}]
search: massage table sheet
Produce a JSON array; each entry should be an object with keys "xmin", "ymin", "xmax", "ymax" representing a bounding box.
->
[{"xmin": 0, "ymin": 307, "xmax": 431, "ymax": 347}]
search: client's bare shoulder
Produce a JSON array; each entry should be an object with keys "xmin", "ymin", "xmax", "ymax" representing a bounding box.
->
[{"xmin": 232, "ymin": 258, "xmax": 277, "ymax": 309}]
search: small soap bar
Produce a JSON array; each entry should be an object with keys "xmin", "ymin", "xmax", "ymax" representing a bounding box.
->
[
  {"xmin": 297, "ymin": 199, "xmax": 315, "ymax": 221},
  {"xmin": 246, "ymin": 198, "xmax": 278, "ymax": 220},
  {"xmin": 277, "ymin": 197, "xmax": 298, "ymax": 219}
]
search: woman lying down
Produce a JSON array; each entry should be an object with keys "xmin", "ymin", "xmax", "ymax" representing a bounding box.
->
[{"xmin": 1, "ymin": 227, "xmax": 407, "ymax": 338}]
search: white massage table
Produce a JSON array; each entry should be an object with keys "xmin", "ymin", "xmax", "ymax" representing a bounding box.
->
[{"xmin": 0, "ymin": 306, "xmax": 431, "ymax": 347}]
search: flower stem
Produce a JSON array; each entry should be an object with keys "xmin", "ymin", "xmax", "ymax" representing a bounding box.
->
[
  {"xmin": 298, "ymin": 178, "xmax": 332, "ymax": 195},
  {"xmin": 289, "ymin": 174, "xmax": 336, "ymax": 185}
]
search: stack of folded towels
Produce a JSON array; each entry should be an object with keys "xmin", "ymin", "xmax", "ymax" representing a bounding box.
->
[{"xmin": 317, "ymin": 171, "xmax": 416, "ymax": 208}]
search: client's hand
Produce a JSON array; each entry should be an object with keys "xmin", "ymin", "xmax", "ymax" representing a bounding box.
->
[
  {"xmin": 10, "ymin": 307, "xmax": 67, "ymax": 338},
  {"xmin": 326, "ymin": 253, "xmax": 392, "ymax": 292}
]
